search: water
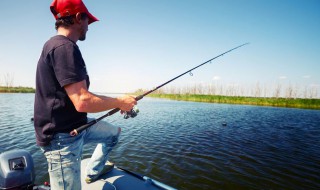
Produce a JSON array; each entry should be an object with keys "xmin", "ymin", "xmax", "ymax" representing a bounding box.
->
[{"xmin": 0, "ymin": 93, "xmax": 319, "ymax": 190}]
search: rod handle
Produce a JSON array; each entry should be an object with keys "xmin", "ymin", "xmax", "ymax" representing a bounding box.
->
[
  {"xmin": 70, "ymin": 108, "xmax": 120, "ymax": 136},
  {"xmin": 70, "ymin": 119, "xmax": 97, "ymax": 136}
]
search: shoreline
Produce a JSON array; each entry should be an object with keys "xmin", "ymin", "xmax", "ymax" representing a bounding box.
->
[
  {"xmin": 147, "ymin": 94, "xmax": 320, "ymax": 110},
  {"xmin": 2, "ymin": 87, "xmax": 319, "ymax": 110},
  {"xmin": 0, "ymin": 86, "xmax": 35, "ymax": 93}
]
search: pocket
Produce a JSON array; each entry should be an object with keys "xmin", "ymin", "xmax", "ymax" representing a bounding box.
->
[
  {"xmin": 55, "ymin": 133, "xmax": 78, "ymax": 146},
  {"xmin": 45, "ymin": 150, "xmax": 80, "ymax": 172},
  {"xmin": 42, "ymin": 140, "xmax": 81, "ymax": 167}
]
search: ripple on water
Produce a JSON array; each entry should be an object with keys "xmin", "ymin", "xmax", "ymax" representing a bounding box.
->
[{"xmin": 1, "ymin": 94, "xmax": 320, "ymax": 190}]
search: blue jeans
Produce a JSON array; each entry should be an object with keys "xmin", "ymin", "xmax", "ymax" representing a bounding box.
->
[{"xmin": 40, "ymin": 119, "xmax": 121, "ymax": 190}]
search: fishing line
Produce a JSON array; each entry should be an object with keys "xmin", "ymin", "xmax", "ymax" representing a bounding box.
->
[{"xmin": 70, "ymin": 43, "xmax": 250, "ymax": 136}]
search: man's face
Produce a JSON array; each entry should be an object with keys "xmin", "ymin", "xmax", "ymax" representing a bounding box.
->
[{"xmin": 79, "ymin": 16, "xmax": 89, "ymax": 41}]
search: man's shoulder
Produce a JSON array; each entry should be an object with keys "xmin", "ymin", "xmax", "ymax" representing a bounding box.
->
[{"xmin": 43, "ymin": 35, "xmax": 78, "ymax": 53}]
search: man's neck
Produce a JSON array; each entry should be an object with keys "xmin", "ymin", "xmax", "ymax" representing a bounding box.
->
[{"xmin": 57, "ymin": 27, "xmax": 78, "ymax": 43}]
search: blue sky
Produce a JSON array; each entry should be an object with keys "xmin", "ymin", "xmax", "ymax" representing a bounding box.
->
[{"xmin": 0, "ymin": 0, "xmax": 319, "ymax": 97}]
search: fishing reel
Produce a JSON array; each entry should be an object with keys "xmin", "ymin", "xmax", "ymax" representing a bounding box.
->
[{"xmin": 124, "ymin": 106, "xmax": 139, "ymax": 119}]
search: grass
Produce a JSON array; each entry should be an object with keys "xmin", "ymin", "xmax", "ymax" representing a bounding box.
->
[
  {"xmin": 147, "ymin": 94, "xmax": 320, "ymax": 110},
  {"xmin": 0, "ymin": 86, "xmax": 35, "ymax": 93},
  {"xmin": 1, "ymin": 86, "xmax": 319, "ymax": 109}
]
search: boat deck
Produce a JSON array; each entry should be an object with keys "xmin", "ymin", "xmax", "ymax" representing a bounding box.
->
[{"xmin": 81, "ymin": 158, "xmax": 165, "ymax": 190}]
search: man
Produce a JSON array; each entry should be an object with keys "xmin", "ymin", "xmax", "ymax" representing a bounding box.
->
[{"xmin": 34, "ymin": 0, "xmax": 137, "ymax": 189}]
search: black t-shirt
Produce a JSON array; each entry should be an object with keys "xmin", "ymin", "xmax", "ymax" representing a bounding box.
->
[{"xmin": 34, "ymin": 35, "xmax": 90, "ymax": 146}]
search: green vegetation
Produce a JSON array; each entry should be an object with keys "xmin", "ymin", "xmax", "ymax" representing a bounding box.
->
[
  {"xmin": 147, "ymin": 94, "xmax": 320, "ymax": 110},
  {"xmin": 0, "ymin": 86, "xmax": 35, "ymax": 93}
]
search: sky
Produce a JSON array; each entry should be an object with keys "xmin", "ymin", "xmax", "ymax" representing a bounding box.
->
[{"xmin": 0, "ymin": 0, "xmax": 319, "ymax": 97}]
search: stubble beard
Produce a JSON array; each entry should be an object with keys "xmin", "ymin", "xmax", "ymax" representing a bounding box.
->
[
  {"xmin": 79, "ymin": 32, "xmax": 86, "ymax": 41},
  {"xmin": 79, "ymin": 27, "xmax": 87, "ymax": 41}
]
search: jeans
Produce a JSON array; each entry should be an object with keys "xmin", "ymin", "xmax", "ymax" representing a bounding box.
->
[{"xmin": 40, "ymin": 119, "xmax": 121, "ymax": 190}]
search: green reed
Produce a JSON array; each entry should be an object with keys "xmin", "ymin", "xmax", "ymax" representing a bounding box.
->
[
  {"xmin": 0, "ymin": 86, "xmax": 35, "ymax": 93},
  {"xmin": 147, "ymin": 94, "xmax": 320, "ymax": 110}
]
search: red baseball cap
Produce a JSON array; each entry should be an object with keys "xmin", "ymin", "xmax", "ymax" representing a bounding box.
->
[{"xmin": 50, "ymin": 0, "xmax": 98, "ymax": 24}]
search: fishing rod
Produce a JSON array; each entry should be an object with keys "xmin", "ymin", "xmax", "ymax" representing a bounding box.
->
[{"xmin": 70, "ymin": 43, "xmax": 249, "ymax": 136}]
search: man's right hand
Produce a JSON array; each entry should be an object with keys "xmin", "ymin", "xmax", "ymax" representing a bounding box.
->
[{"xmin": 117, "ymin": 95, "xmax": 137, "ymax": 112}]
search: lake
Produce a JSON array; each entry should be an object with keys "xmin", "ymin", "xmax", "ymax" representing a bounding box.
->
[{"xmin": 0, "ymin": 93, "xmax": 319, "ymax": 190}]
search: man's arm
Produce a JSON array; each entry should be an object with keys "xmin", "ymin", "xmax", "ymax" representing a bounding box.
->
[{"xmin": 64, "ymin": 80, "xmax": 137, "ymax": 113}]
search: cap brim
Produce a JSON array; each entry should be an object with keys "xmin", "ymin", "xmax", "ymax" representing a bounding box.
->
[{"xmin": 87, "ymin": 12, "xmax": 98, "ymax": 24}]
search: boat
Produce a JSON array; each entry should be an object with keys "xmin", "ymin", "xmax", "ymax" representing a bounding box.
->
[{"xmin": 0, "ymin": 149, "xmax": 177, "ymax": 190}]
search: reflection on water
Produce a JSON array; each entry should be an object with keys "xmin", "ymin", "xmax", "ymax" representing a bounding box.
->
[{"xmin": 0, "ymin": 93, "xmax": 319, "ymax": 190}]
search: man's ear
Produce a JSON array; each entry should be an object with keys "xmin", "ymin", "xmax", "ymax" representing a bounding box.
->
[{"xmin": 75, "ymin": 13, "xmax": 82, "ymax": 24}]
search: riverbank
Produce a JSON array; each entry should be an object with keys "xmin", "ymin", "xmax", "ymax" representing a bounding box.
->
[
  {"xmin": 0, "ymin": 86, "xmax": 35, "ymax": 93},
  {"xmin": 147, "ymin": 94, "xmax": 320, "ymax": 110}
]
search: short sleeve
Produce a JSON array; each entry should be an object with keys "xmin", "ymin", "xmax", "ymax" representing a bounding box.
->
[{"xmin": 51, "ymin": 43, "xmax": 88, "ymax": 87}]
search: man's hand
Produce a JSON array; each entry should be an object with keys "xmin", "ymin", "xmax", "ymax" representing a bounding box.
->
[{"xmin": 117, "ymin": 95, "xmax": 137, "ymax": 112}]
